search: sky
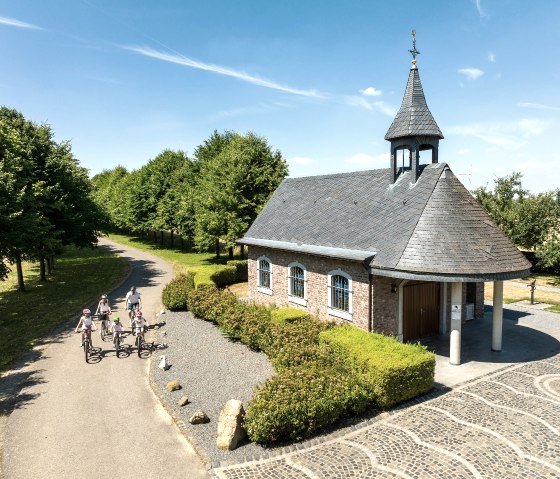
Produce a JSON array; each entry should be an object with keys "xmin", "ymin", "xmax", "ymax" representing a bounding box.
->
[{"xmin": 1, "ymin": 0, "xmax": 559, "ymax": 193}]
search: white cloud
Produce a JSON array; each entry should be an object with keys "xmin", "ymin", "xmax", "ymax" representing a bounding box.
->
[
  {"xmin": 457, "ymin": 148, "xmax": 470, "ymax": 155},
  {"xmin": 515, "ymin": 160, "xmax": 557, "ymax": 170},
  {"xmin": 447, "ymin": 119, "xmax": 548, "ymax": 149},
  {"xmin": 0, "ymin": 15, "xmax": 41, "ymax": 30},
  {"xmin": 517, "ymin": 102, "xmax": 560, "ymax": 112},
  {"xmin": 472, "ymin": 0, "xmax": 489, "ymax": 19},
  {"xmin": 344, "ymin": 153, "xmax": 389, "ymax": 167},
  {"xmin": 341, "ymin": 96, "xmax": 396, "ymax": 116},
  {"xmin": 488, "ymin": 52, "xmax": 495, "ymax": 63},
  {"xmin": 458, "ymin": 68, "xmax": 484, "ymax": 80},
  {"xmin": 122, "ymin": 45, "xmax": 324, "ymax": 98},
  {"xmin": 360, "ymin": 86, "xmax": 382, "ymax": 97}
]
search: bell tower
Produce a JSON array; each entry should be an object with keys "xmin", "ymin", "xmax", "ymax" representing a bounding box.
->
[{"xmin": 385, "ymin": 31, "xmax": 444, "ymax": 184}]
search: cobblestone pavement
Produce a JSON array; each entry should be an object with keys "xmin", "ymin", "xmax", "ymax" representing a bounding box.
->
[{"xmin": 212, "ymin": 354, "xmax": 560, "ymax": 478}]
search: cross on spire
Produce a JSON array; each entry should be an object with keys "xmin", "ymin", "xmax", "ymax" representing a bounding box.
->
[{"xmin": 409, "ymin": 29, "xmax": 420, "ymax": 68}]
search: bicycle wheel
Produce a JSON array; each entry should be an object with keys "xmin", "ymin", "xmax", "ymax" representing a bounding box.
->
[
  {"xmin": 137, "ymin": 333, "xmax": 142, "ymax": 357},
  {"xmin": 115, "ymin": 336, "xmax": 120, "ymax": 357},
  {"xmin": 83, "ymin": 338, "xmax": 89, "ymax": 363},
  {"xmin": 100, "ymin": 321, "xmax": 106, "ymax": 341}
]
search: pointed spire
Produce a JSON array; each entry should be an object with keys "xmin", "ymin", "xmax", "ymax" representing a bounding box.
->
[{"xmin": 385, "ymin": 31, "xmax": 443, "ymax": 141}]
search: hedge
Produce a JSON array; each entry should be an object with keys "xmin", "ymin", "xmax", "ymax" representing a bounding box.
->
[
  {"xmin": 244, "ymin": 361, "xmax": 371, "ymax": 443},
  {"xmin": 270, "ymin": 307, "xmax": 310, "ymax": 325},
  {"xmin": 227, "ymin": 259, "xmax": 248, "ymax": 282},
  {"xmin": 209, "ymin": 265, "xmax": 237, "ymax": 287},
  {"xmin": 320, "ymin": 326, "xmax": 435, "ymax": 408},
  {"xmin": 161, "ymin": 272, "xmax": 196, "ymax": 310}
]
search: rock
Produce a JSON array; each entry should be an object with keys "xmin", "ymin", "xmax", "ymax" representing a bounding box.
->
[
  {"xmin": 177, "ymin": 395, "xmax": 189, "ymax": 407},
  {"xmin": 189, "ymin": 410, "xmax": 209, "ymax": 425},
  {"xmin": 160, "ymin": 309, "xmax": 166, "ymax": 315},
  {"xmin": 216, "ymin": 399, "xmax": 246, "ymax": 450},
  {"xmin": 166, "ymin": 380, "xmax": 181, "ymax": 392}
]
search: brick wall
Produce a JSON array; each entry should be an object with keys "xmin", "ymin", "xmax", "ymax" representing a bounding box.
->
[
  {"xmin": 248, "ymin": 246, "xmax": 371, "ymax": 330},
  {"xmin": 371, "ymin": 276, "xmax": 399, "ymax": 335}
]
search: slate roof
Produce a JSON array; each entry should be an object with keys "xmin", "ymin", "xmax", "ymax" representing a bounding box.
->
[
  {"xmin": 239, "ymin": 164, "xmax": 531, "ymax": 281},
  {"xmin": 385, "ymin": 67, "xmax": 444, "ymax": 141}
]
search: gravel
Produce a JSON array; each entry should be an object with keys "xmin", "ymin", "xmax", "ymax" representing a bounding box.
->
[{"xmin": 150, "ymin": 310, "xmax": 278, "ymax": 467}]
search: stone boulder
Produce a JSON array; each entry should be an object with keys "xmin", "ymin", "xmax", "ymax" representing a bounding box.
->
[
  {"xmin": 189, "ymin": 410, "xmax": 210, "ymax": 425},
  {"xmin": 177, "ymin": 395, "xmax": 189, "ymax": 407},
  {"xmin": 216, "ymin": 399, "xmax": 246, "ymax": 450},
  {"xmin": 166, "ymin": 380, "xmax": 181, "ymax": 392}
]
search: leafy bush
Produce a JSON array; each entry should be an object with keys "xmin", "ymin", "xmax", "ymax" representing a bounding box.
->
[
  {"xmin": 270, "ymin": 307, "xmax": 310, "ymax": 325},
  {"xmin": 227, "ymin": 259, "xmax": 248, "ymax": 282},
  {"xmin": 209, "ymin": 265, "xmax": 238, "ymax": 287},
  {"xmin": 244, "ymin": 361, "xmax": 371, "ymax": 443},
  {"xmin": 320, "ymin": 326, "xmax": 435, "ymax": 408},
  {"xmin": 161, "ymin": 273, "xmax": 195, "ymax": 310}
]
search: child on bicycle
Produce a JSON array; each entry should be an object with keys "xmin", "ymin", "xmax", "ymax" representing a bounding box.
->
[
  {"xmin": 75, "ymin": 308, "xmax": 97, "ymax": 349},
  {"xmin": 110, "ymin": 316, "xmax": 124, "ymax": 347},
  {"xmin": 131, "ymin": 309, "xmax": 149, "ymax": 336},
  {"xmin": 95, "ymin": 294, "xmax": 112, "ymax": 337}
]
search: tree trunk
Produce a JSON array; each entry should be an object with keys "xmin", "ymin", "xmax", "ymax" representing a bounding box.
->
[
  {"xmin": 153, "ymin": 231, "xmax": 157, "ymax": 243},
  {"xmin": 160, "ymin": 230, "xmax": 164, "ymax": 245},
  {"xmin": 16, "ymin": 256, "xmax": 25, "ymax": 292},
  {"xmin": 228, "ymin": 246, "xmax": 234, "ymax": 260},
  {"xmin": 170, "ymin": 230, "xmax": 174, "ymax": 247},
  {"xmin": 46, "ymin": 256, "xmax": 52, "ymax": 275},
  {"xmin": 215, "ymin": 238, "xmax": 220, "ymax": 258},
  {"xmin": 50, "ymin": 254, "xmax": 55, "ymax": 271},
  {"xmin": 240, "ymin": 245, "xmax": 244, "ymax": 260},
  {"xmin": 39, "ymin": 256, "xmax": 47, "ymax": 281},
  {"xmin": 180, "ymin": 236, "xmax": 184, "ymax": 252}
]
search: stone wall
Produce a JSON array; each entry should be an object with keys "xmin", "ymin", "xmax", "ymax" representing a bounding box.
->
[
  {"xmin": 248, "ymin": 246, "xmax": 371, "ymax": 330},
  {"xmin": 371, "ymin": 276, "xmax": 399, "ymax": 335}
]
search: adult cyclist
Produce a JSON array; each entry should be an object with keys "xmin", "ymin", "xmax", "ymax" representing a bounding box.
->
[{"xmin": 125, "ymin": 286, "xmax": 142, "ymax": 326}]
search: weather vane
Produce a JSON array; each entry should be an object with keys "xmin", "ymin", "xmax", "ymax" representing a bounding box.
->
[{"xmin": 409, "ymin": 29, "xmax": 420, "ymax": 67}]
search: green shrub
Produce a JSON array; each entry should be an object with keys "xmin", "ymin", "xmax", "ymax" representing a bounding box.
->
[
  {"xmin": 237, "ymin": 304, "xmax": 272, "ymax": 351},
  {"xmin": 244, "ymin": 362, "xmax": 371, "ymax": 443},
  {"xmin": 209, "ymin": 265, "xmax": 238, "ymax": 287},
  {"xmin": 265, "ymin": 316, "xmax": 333, "ymax": 370},
  {"xmin": 227, "ymin": 259, "xmax": 248, "ymax": 282},
  {"xmin": 270, "ymin": 307, "xmax": 310, "ymax": 325},
  {"xmin": 320, "ymin": 326, "xmax": 435, "ymax": 408},
  {"xmin": 161, "ymin": 273, "xmax": 195, "ymax": 310}
]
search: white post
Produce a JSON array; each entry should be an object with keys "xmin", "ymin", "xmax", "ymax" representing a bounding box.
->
[
  {"xmin": 492, "ymin": 280, "xmax": 504, "ymax": 352},
  {"xmin": 450, "ymin": 282, "xmax": 462, "ymax": 365}
]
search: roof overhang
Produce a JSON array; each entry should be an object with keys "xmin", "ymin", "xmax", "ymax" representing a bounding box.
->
[
  {"xmin": 369, "ymin": 267, "xmax": 532, "ymax": 283},
  {"xmin": 237, "ymin": 237, "xmax": 376, "ymax": 263}
]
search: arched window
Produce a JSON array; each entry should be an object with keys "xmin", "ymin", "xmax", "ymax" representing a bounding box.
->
[
  {"xmin": 327, "ymin": 270, "xmax": 353, "ymax": 321},
  {"xmin": 288, "ymin": 262, "xmax": 307, "ymax": 306},
  {"xmin": 257, "ymin": 256, "xmax": 272, "ymax": 294}
]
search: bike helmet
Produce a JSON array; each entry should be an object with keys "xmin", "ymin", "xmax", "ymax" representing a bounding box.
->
[
  {"xmin": 130, "ymin": 286, "xmax": 136, "ymax": 291},
  {"xmin": 135, "ymin": 310, "xmax": 142, "ymax": 317},
  {"xmin": 112, "ymin": 316, "xmax": 120, "ymax": 322},
  {"xmin": 101, "ymin": 294, "xmax": 107, "ymax": 299},
  {"xmin": 83, "ymin": 308, "xmax": 91, "ymax": 315}
]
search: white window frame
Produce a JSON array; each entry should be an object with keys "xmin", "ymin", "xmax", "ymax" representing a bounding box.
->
[
  {"xmin": 327, "ymin": 269, "xmax": 353, "ymax": 321},
  {"xmin": 287, "ymin": 261, "xmax": 307, "ymax": 307},
  {"xmin": 256, "ymin": 256, "xmax": 273, "ymax": 295}
]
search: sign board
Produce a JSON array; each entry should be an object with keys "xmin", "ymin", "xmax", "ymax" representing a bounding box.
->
[{"xmin": 451, "ymin": 304, "xmax": 461, "ymax": 321}]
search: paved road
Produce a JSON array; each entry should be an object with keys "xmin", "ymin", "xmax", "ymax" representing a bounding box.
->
[
  {"xmin": 1, "ymin": 238, "xmax": 209, "ymax": 479},
  {"xmin": 213, "ymin": 354, "xmax": 560, "ymax": 478}
]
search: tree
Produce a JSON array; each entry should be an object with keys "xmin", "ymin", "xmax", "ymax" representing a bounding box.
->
[
  {"xmin": 473, "ymin": 172, "xmax": 560, "ymax": 272},
  {"xmin": 194, "ymin": 131, "xmax": 288, "ymax": 257}
]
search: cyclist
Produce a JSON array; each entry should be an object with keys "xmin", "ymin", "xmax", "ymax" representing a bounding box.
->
[
  {"xmin": 125, "ymin": 286, "xmax": 142, "ymax": 326},
  {"xmin": 110, "ymin": 316, "xmax": 124, "ymax": 348},
  {"xmin": 75, "ymin": 308, "xmax": 97, "ymax": 349},
  {"xmin": 95, "ymin": 294, "xmax": 112, "ymax": 337},
  {"xmin": 131, "ymin": 309, "xmax": 149, "ymax": 336}
]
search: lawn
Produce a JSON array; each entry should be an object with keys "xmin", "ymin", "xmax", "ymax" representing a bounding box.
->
[
  {"xmin": 485, "ymin": 277, "xmax": 560, "ymax": 313},
  {"xmin": 0, "ymin": 245, "xmax": 128, "ymax": 374},
  {"xmin": 106, "ymin": 233, "xmax": 248, "ymax": 288}
]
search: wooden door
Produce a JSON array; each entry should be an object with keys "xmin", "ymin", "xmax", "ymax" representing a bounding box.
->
[{"xmin": 403, "ymin": 282, "xmax": 440, "ymax": 341}]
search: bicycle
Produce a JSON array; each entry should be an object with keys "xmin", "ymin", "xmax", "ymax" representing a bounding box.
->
[
  {"xmin": 80, "ymin": 329, "xmax": 92, "ymax": 363},
  {"xmin": 128, "ymin": 303, "xmax": 140, "ymax": 324},
  {"xmin": 113, "ymin": 331, "xmax": 122, "ymax": 357},
  {"xmin": 98, "ymin": 313, "xmax": 111, "ymax": 340},
  {"xmin": 134, "ymin": 326, "xmax": 144, "ymax": 357}
]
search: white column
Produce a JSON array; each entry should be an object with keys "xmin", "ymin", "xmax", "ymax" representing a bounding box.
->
[
  {"xmin": 492, "ymin": 280, "xmax": 504, "ymax": 352},
  {"xmin": 450, "ymin": 282, "xmax": 462, "ymax": 366}
]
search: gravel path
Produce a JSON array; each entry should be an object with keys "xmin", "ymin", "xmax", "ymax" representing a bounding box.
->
[{"xmin": 151, "ymin": 310, "xmax": 277, "ymax": 467}]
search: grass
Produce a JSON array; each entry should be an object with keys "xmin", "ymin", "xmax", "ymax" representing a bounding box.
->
[
  {"xmin": 511, "ymin": 274, "xmax": 560, "ymax": 288},
  {"xmin": 107, "ymin": 233, "xmax": 248, "ymax": 289},
  {"xmin": 0, "ymin": 245, "xmax": 128, "ymax": 374},
  {"xmin": 484, "ymin": 279, "xmax": 560, "ymax": 312}
]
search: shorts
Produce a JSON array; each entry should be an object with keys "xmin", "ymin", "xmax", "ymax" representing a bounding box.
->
[{"xmin": 127, "ymin": 302, "xmax": 140, "ymax": 311}]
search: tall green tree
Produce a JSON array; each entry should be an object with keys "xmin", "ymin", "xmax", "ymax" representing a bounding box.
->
[{"xmin": 194, "ymin": 131, "xmax": 288, "ymax": 257}]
